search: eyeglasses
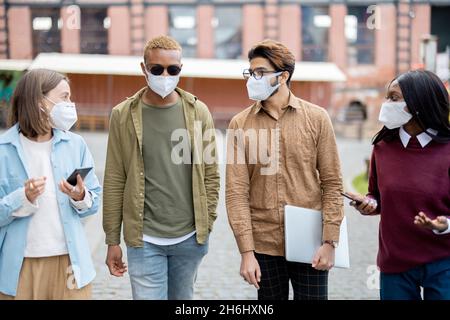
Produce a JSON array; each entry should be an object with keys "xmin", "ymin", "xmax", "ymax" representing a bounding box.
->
[
  {"xmin": 243, "ymin": 69, "xmax": 280, "ymax": 80},
  {"xmin": 147, "ymin": 64, "xmax": 182, "ymax": 76}
]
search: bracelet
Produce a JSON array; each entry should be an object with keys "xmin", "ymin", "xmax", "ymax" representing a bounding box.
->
[{"xmin": 323, "ymin": 240, "xmax": 338, "ymax": 249}]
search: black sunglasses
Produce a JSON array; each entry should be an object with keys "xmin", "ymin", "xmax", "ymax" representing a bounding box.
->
[{"xmin": 147, "ymin": 64, "xmax": 182, "ymax": 76}]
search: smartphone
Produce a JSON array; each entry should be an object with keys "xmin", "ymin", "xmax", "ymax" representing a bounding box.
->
[
  {"xmin": 66, "ymin": 167, "xmax": 93, "ymax": 186},
  {"xmin": 341, "ymin": 192, "xmax": 362, "ymax": 205}
]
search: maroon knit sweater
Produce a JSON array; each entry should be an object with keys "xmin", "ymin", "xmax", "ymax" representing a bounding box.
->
[{"xmin": 367, "ymin": 134, "xmax": 450, "ymax": 273}]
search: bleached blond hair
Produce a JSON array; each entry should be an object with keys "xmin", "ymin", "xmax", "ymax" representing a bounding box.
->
[{"xmin": 143, "ymin": 35, "xmax": 182, "ymax": 62}]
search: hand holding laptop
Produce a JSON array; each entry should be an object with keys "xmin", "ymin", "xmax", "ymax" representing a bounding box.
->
[
  {"xmin": 312, "ymin": 243, "xmax": 335, "ymax": 271},
  {"xmin": 284, "ymin": 205, "xmax": 350, "ymax": 269}
]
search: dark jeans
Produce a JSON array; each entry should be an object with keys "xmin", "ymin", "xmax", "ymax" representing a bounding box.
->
[
  {"xmin": 255, "ymin": 253, "xmax": 328, "ymax": 300},
  {"xmin": 380, "ymin": 256, "xmax": 450, "ymax": 300}
]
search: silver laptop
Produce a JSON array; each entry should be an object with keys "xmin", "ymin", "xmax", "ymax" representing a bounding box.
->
[{"xmin": 284, "ymin": 205, "xmax": 350, "ymax": 269}]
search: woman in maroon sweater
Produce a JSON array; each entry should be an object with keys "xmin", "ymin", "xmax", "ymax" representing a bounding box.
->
[{"xmin": 349, "ymin": 70, "xmax": 450, "ymax": 300}]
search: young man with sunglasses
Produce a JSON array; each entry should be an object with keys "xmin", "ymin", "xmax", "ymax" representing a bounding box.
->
[
  {"xmin": 226, "ymin": 40, "xmax": 344, "ymax": 300},
  {"xmin": 103, "ymin": 36, "xmax": 220, "ymax": 300}
]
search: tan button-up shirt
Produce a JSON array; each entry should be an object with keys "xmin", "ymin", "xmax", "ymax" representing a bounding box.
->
[{"xmin": 226, "ymin": 93, "xmax": 344, "ymax": 256}]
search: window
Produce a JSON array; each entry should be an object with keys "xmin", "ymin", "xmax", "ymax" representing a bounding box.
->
[
  {"xmin": 301, "ymin": 6, "xmax": 330, "ymax": 62},
  {"xmin": 169, "ymin": 6, "xmax": 197, "ymax": 58},
  {"xmin": 346, "ymin": 6, "xmax": 375, "ymax": 65},
  {"xmin": 431, "ymin": 6, "xmax": 450, "ymax": 53},
  {"xmin": 31, "ymin": 8, "xmax": 61, "ymax": 57},
  {"xmin": 80, "ymin": 8, "xmax": 108, "ymax": 54},
  {"xmin": 213, "ymin": 6, "xmax": 242, "ymax": 59}
]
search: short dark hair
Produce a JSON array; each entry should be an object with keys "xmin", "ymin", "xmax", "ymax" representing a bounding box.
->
[
  {"xmin": 9, "ymin": 69, "xmax": 68, "ymax": 138},
  {"xmin": 248, "ymin": 39, "xmax": 295, "ymax": 85},
  {"xmin": 373, "ymin": 70, "xmax": 450, "ymax": 144}
]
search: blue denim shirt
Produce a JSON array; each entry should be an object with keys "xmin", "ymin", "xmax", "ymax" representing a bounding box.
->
[{"xmin": 0, "ymin": 124, "xmax": 102, "ymax": 296}]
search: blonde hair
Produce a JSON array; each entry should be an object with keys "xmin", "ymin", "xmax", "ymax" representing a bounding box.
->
[{"xmin": 143, "ymin": 35, "xmax": 182, "ymax": 62}]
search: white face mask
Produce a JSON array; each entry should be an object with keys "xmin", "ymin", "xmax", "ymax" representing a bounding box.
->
[
  {"xmin": 246, "ymin": 72, "xmax": 282, "ymax": 101},
  {"xmin": 45, "ymin": 97, "xmax": 78, "ymax": 131},
  {"xmin": 146, "ymin": 70, "xmax": 180, "ymax": 99},
  {"xmin": 378, "ymin": 101, "xmax": 412, "ymax": 129}
]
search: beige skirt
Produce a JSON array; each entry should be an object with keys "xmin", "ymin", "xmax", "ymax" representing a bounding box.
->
[{"xmin": 0, "ymin": 254, "xmax": 92, "ymax": 300}]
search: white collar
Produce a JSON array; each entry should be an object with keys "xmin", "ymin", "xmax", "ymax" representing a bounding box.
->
[{"xmin": 399, "ymin": 126, "xmax": 438, "ymax": 148}]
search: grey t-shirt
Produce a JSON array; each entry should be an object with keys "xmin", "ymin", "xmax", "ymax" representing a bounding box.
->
[{"xmin": 141, "ymin": 97, "xmax": 195, "ymax": 238}]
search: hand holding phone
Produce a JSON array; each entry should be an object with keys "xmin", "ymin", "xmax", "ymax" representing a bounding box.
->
[
  {"xmin": 342, "ymin": 192, "xmax": 378, "ymax": 215},
  {"xmin": 341, "ymin": 192, "xmax": 363, "ymax": 206},
  {"xmin": 60, "ymin": 167, "xmax": 92, "ymax": 201},
  {"xmin": 66, "ymin": 167, "xmax": 93, "ymax": 186}
]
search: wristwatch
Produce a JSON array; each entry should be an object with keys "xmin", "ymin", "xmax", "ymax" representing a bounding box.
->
[{"xmin": 323, "ymin": 240, "xmax": 338, "ymax": 249}]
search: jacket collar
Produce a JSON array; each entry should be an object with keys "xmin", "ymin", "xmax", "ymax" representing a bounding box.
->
[{"xmin": 175, "ymin": 87, "xmax": 198, "ymax": 106}]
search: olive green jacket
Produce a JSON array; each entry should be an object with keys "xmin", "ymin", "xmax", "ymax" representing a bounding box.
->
[{"xmin": 103, "ymin": 87, "xmax": 220, "ymax": 247}]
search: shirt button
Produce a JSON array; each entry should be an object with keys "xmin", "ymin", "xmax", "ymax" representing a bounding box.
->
[
  {"xmin": 140, "ymin": 172, "xmax": 144, "ymax": 176},
  {"xmin": 140, "ymin": 193, "xmax": 143, "ymax": 196}
]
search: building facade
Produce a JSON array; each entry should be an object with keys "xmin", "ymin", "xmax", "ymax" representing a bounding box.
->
[{"xmin": 0, "ymin": 0, "xmax": 449, "ymax": 131}]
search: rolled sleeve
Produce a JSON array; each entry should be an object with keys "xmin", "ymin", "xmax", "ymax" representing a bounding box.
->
[
  {"xmin": 12, "ymin": 189, "xmax": 39, "ymax": 218},
  {"xmin": 74, "ymin": 136, "xmax": 102, "ymax": 218},
  {"xmin": 69, "ymin": 187, "xmax": 93, "ymax": 212}
]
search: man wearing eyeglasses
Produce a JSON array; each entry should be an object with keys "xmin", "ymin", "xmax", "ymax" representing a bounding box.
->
[
  {"xmin": 103, "ymin": 35, "xmax": 220, "ymax": 300},
  {"xmin": 226, "ymin": 39, "xmax": 344, "ymax": 300}
]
